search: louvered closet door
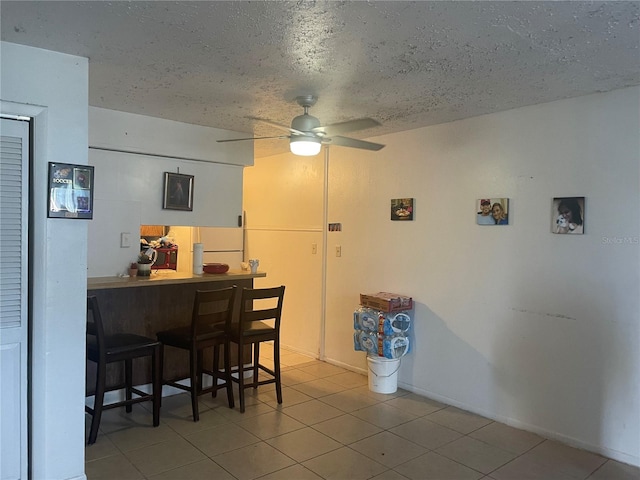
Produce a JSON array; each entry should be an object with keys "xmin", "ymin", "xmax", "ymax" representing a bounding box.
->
[{"xmin": 0, "ymin": 118, "xmax": 29, "ymax": 480}]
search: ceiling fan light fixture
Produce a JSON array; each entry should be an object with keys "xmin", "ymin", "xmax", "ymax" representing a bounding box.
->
[
  {"xmin": 290, "ymin": 135, "xmax": 321, "ymax": 156},
  {"xmin": 218, "ymin": 95, "xmax": 384, "ymax": 153}
]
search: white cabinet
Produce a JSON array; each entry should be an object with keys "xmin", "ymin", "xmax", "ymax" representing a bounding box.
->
[{"xmin": 87, "ymin": 108, "xmax": 250, "ymax": 277}]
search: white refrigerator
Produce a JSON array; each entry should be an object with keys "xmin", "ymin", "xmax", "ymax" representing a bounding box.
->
[{"xmin": 196, "ymin": 227, "xmax": 244, "ymax": 269}]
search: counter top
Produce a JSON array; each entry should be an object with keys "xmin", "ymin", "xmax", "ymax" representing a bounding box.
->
[{"xmin": 87, "ymin": 270, "xmax": 266, "ymax": 290}]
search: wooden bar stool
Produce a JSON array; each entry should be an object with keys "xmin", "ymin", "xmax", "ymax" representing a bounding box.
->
[
  {"xmin": 156, "ymin": 286, "xmax": 236, "ymax": 421},
  {"xmin": 85, "ymin": 296, "xmax": 161, "ymax": 445},
  {"xmin": 228, "ymin": 285, "xmax": 285, "ymax": 413}
]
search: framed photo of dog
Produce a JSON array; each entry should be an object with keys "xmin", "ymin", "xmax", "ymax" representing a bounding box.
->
[{"xmin": 552, "ymin": 197, "xmax": 584, "ymax": 234}]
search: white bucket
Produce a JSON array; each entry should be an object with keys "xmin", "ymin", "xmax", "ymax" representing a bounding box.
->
[{"xmin": 367, "ymin": 356, "xmax": 401, "ymax": 394}]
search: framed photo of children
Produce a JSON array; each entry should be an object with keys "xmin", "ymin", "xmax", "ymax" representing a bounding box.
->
[
  {"xmin": 391, "ymin": 198, "xmax": 414, "ymax": 221},
  {"xmin": 163, "ymin": 172, "xmax": 194, "ymax": 211},
  {"xmin": 552, "ymin": 197, "xmax": 584, "ymax": 234},
  {"xmin": 47, "ymin": 162, "xmax": 95, "ymax": 219},
  {"xmin": 476, "ymin": 198, "xmax": 509, "ymax": 225}
]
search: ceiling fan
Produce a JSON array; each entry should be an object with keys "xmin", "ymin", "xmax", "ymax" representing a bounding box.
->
[{"xmin": 217, "ymin": 95, "xmax": 385, "ymax": 156}]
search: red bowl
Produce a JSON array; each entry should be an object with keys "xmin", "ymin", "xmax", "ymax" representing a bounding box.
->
[{"xmin": 203, "ymin": 263, "xmax": 229, "ymax": 274}]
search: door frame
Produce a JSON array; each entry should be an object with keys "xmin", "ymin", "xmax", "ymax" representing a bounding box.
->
[
  {"xmin": 0, "ymin": 114, "xmax": 31, "ymax": 479},
  {"xmin": 1, "ymin": 101, "xmax": 47, "ymax": 479}
]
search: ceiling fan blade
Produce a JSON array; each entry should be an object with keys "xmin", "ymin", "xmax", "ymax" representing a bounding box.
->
[
  {"xmin": 247, "ymin": 116, "xmax": 306, "ymax": 136},
  {"xmin": 217, "ymin": 135, "xmax": 289, "ymax": 143},
  {"xmin": 324, "ymin": 136, "xmax": 385, "ymax": 151},
  {"xmin": 313, "ymin": 118, "xmax": 381, "ymax": 137}
]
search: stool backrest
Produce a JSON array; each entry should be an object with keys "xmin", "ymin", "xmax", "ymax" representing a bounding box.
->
[
  {"xmin": 191, "ymin": 286, "xmax": 237, "ymax": 340},
  {"xmin": 237, "ymin": 285, "xmax": 285, "ymax": 333},
  {"xmin": 87, "ymin": 296, "xmax": 106, "ymax": 362}
]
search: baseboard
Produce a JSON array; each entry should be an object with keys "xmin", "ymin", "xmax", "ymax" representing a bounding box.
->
[
  {"xmin": 322, "ymin": 356, "xmax": 367, "ymax": 376},
  {"xmin": 280, "ymin": 342, "xmax": 318, "ymax": 359},
  {"xmin": 399, "ymin": 382, "xmax": 640, "ymax": 468},
  {"xmin": 316, "ymin": 356, "xmax": 639, "ymax": 468}
]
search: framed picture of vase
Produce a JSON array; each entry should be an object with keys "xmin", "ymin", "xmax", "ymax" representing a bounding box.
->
[{"xmin": 163, "ymin": 172, "xmax": 194, "ymax": 211}]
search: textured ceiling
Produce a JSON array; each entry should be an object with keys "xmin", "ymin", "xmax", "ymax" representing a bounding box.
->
[{"xmin": 2, "ymin": 1, "xmax": 639, "ymax": 158}]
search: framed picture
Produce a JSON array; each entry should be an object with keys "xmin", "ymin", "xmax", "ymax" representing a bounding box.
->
[
  {"xmin": 552, "ymin": 197, "xmax": 584, "ymax": 234},
  {"xmin": 47, "ymin": 162, "xmax": 94, "ymax": 219},
  {"xmin": 391, "ymin": 198, "xmax": 414, "ymax": 221},
  {"xmin": 163, "ymin": 172, "xmax": 194, "ymax": 211},
  {"xmin": 477, "ymin": 198, "xmax": 509, "ymax": 225}
]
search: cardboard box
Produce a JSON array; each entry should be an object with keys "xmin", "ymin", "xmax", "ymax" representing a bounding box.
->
[{"xmin": 360, "ymin": 292, "xmax": 412, "ymax": 313}]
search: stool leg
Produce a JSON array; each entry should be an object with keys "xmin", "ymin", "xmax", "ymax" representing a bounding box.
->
[
  {"xmin": 189, "ymin": 347, "xmax": 199, "ymax": 422},
  {"xmin": 125, "ymin": 358, "xmax": 133, "ymax": 413},
  {"xmin": 274, "ymin": 339, "xmax": 282, "ymax": 405},
  {"xmin": 212, "ymin": 345, "xmax": 220, "ymax": 399},
  {"xmin": 238, "ymin": 342, "xmax": 245, "ymax": 413},
  {"xmin": 158, "ymin": 343, "xmax": 165, "ymax": 408},
  {"xmin": 197, "ymin": 349, "xmax": 204, "ymax": 396},
  {"xmin": 151, "ymin": 346, "xmax": 161, "ymax": 427},
  {"xmin": 253, "ymin": 343, "xmax": 260, "ymax": 389},
  {"xmin": 88, "ymin": 360, "xmax": 106, "ymax": 445},
  {"xmin": 224, "ymin": 340, "xmax": 234, "ymax": 409}
]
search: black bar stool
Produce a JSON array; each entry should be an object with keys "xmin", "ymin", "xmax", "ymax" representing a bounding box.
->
[
  {"xmin": 156, "ymin": 286, "xmax": 236, "ymax": 421},
  {"xmin": 85, "ymin": 296, "xmax": 161, "ymax": 445},
  {"xmin": 228, "ymin": 285, "xmax": 285, "ymax": 413}
]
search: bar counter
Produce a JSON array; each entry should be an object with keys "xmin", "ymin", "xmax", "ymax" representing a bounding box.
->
[
  {"xmin": 88, "ymin": 270, "xmax": 266, "ymax": 290},
  {"xmin": 86, "ymin": 270, "xmax": 266, "ymax": 394}
]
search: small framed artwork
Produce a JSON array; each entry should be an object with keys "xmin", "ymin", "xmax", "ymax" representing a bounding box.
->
[
  {"xmin": 163, "ymin": 172, "xmax": 194, "ymax": 211},
  {"xmin": 552, "ymin": 197, "xmax": 584, "ymax": 234},
  {"xmin": 477, "ymin": 198, "xmax": 509, "ymax": 225},
  {"xmin": 47, "ymin": 162, "xmax": 94, "ymax": 219},
  {"xmin": 391, "ymin": 198, "xmax": 414, "ymax": 221}
]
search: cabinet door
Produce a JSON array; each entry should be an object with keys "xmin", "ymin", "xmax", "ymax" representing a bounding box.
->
[{"xmin": 89, "ymin": 148, "xmax": 244, "ymax": 227}]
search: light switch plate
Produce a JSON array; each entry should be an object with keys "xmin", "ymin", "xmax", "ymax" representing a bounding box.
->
[{"xmin": 120, "ymin": 232, "xmax": 131, "ymax": 248}]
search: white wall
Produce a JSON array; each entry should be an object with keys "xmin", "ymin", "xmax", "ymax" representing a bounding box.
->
[
  {"xmin": 243, "ymin": 153, "xmax": 325, "ymax": 357},
  {"xmin": 1, "ymin": 42, "xmax": 88, "ymax": 480},
  {"xmin": 89, "ymin": 107, "xmax": 253, "ymax": 167},
  {"xmin": 88, "ymin": 108, "xmax": 252, "ymax": 277},
  {"xmin": 245, "ymin": 87, "xmax": 640, "ymax": 466}
]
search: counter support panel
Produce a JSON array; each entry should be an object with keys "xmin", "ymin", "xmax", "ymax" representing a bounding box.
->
[{"xmin": 86, "ymin": 272, "xmax": 264, "ymax": 394}]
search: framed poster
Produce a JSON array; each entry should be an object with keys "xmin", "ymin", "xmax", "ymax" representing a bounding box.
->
[
  {"xmin": 477, "ymin": 198, "xmax": 509, "ymax": 225},
  {"xmin": 163, "ymin": 172, "xmax": 194, "ymax": 211},
  {"xmin": 47, "ymin": 162, "xmax": 94, "ymax": 219},
  {"xmin": 552, "ymin": 197, "xmax": 584, "ymax": 234}
]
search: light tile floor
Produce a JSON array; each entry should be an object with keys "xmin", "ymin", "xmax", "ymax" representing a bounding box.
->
[{"xmin": 86, "ymin": 345, "xmax": 640, "ymax": 480}]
